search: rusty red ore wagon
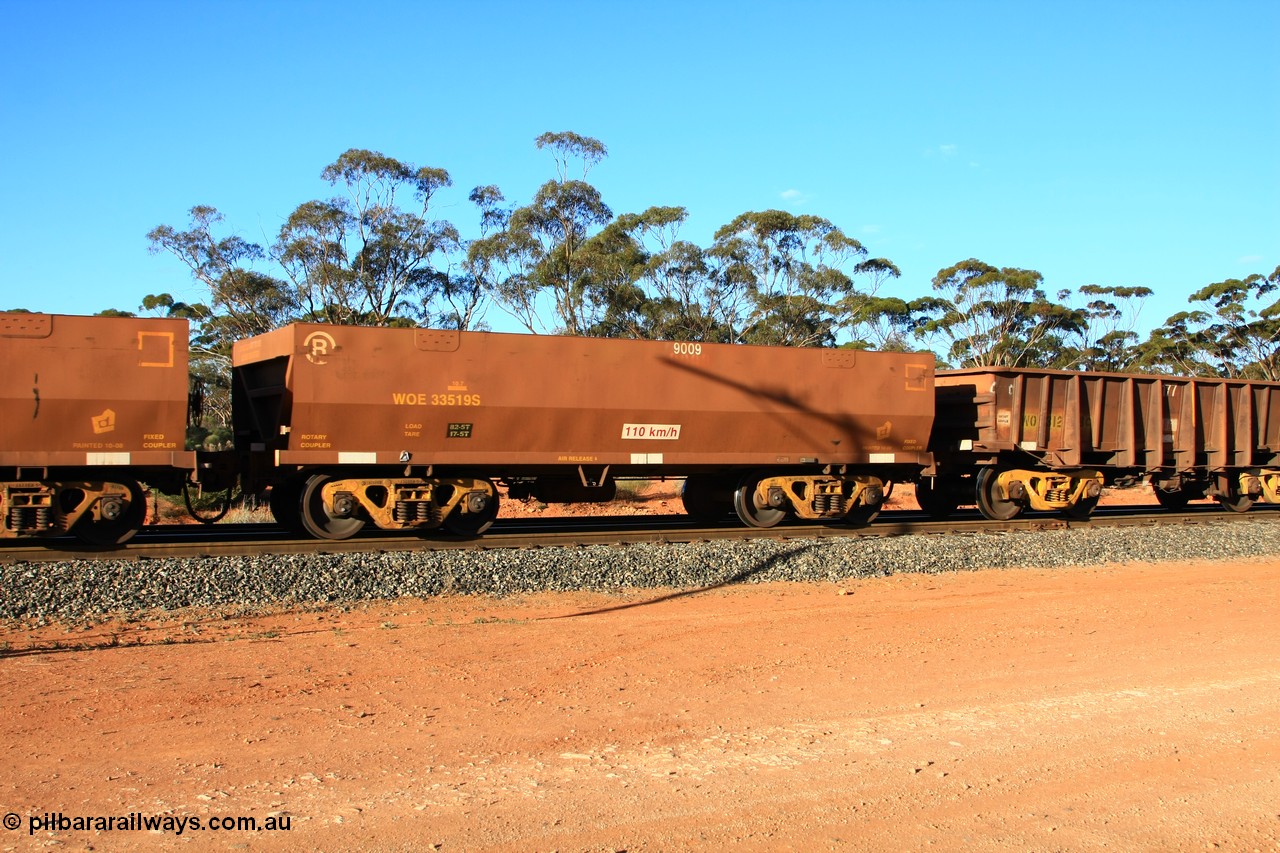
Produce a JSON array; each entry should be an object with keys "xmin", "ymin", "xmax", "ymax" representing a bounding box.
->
[
  {"xmin": 0, "ymin": 313, "xmax": 195, "ymax": 543},
  {"xmin": 922, "ymin": 367, "xmax": 1280, "ymax": 520},
  {"xmin": 12, "ymin": 312, "xmax": 1280, "ymax": 547},
  {"xmin": 232, "ymin": 325, "xmax": 936, "ymax": 539}
]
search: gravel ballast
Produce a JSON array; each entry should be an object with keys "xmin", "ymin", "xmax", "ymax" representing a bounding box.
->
[{"xmin": 3, "ymin": 519, "xmax": 1280, "ymax": 622}]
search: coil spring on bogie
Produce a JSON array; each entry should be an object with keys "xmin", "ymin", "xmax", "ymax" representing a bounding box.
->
[
  {"xmin": 813, "ymin": 493, "xmax": 846, "ymax": 515},
  {"xmin": 8, "ymin": 505, "xmax": 52, "ymax": 532},
  {"xmin": 394, "ymin": 501, "xmax": 442, "ymax": 525},
  {"xmin": 1045, "ymin": 487, "xmax": 1071, "ymax": 503}
]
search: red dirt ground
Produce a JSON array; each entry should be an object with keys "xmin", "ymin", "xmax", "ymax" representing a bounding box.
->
[
  {"xmin": 148, "ymin": 478, "xmax": 1184, "ymax": 527},
  {"xmin": 2, "ymin": 550, "xmax": 1277, "ymax": 851},
  {"xmin": 494, "ymin": 479, "xmax": 1199, "ymax": 518}
]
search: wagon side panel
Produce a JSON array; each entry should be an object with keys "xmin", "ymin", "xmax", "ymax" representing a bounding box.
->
[
  {"xmin": 235, "ymin": 326, "xmax": 936, "ymax": 473},
  {"xmin": 0, "ymin": 313, "xmax": 194, "ymax": 470}
]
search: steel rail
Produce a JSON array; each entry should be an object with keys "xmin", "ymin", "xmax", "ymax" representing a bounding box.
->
[{"xmin": 2, "ymin": 504, "xmax": 1275, "ymax": 565}]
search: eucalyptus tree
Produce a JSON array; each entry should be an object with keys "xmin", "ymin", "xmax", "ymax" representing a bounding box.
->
[
  {"xmin": 1193, "ymin": 267, "xmax": 1280, "ymax": 379},
  {"xmin": 535, "ymin": 130, "xmax": 607, "ymax": 180},
  {"xmin": 708, "ymin": 210, "xmax": 868, "ymax": 347},
  {"xmin": 574, "ymin": 209, "xmax": 651, "ymax": 338},
  {"xmin": 430, "ymin": 185, "xmax": 510, "ymax": 331},
  {"xmin": 577, "ymin": 205, "xmax": 743, "ymax": 341},
  {"xmin": 1139, "ymin": 266, "xmax": 1280, "ymax": 378},
  {"xmin": 1049, "ymin": 284, "xmax": 1154, "ymax": 371},
  {"xmin": 841, "ymin": 294, "xmax": 948, "ymax": 352},
  {"xmin": 1132, "ymin": 312, "xmax": 1218, "ymax": 376},
  {"xmin": 510, "ymin": 177, "xmax": 614, "ymax": 334},
  {"xmin": 624, "ymin": 208, "xmax": 749, "ymax": 343},
  {"xmin": 918, "ymin": 258, "xmax": 1083, "ymax": 367},
  {"xmin": 475, "ymin": 132, "xmax": 615, "ymax": 335},
  {"xmin": 639, "ymin": 239, "xmax": 738, "ymax": 342},
  {"xmin": 466, "ymin": 226, "xmax": 545, "ymax": 333},
  {"xmin": 274, "ymin": 148, "xmax": 460, "ymax": 327},
  {"xmin": 146, "ymin": 205, "xmax": 296, "ymax": 341},
  {"xmin": 836, "ymin": 258, "xmax": 945, "ymax": 351}
]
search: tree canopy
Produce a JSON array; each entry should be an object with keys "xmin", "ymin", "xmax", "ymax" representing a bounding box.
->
[{"xmin": 133, "ymin": 133, "xmax": 1276, "ymax": 430}]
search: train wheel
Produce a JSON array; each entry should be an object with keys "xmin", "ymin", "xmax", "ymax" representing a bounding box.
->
[
  {"xmin": 733, "ymin": 476, "xmax": 788, "ymax": 528},
  {"xmin": 975, "ymin": 468, "xmax": 1023, "ymax": 521},
  {"xmin": 442, "ymin": 479, "xmax": 499, "ymax": 537},
  {"xmin": 1215, "ymin": 493, "xmax": 1254, "ymax": 513},
  {"xmin": 843, "ymin": 502, "xmax": 881, "ymax": 527},
  {"xmin": 1059, "ymin": 494, "xmax": 1100, "ymax": 520},
  {"xmin": 1154, "ymin": 488, "xmax": 1190, "ymax": 510},
  {"xmin": 73, "ymin": 480, "xmax": 146, "ymax": 546},
  {"xmin": 681, "ymin": 475, "xmax": 735, "ymax": 522},
  {"xmin": 914, "ymin": 479, "xmax": 960, "ymax": 519},
  {"xmin": 299, "ymin": 474, "xmax": 365, "ymax": 540},
  {"xmin": 268, "ymin": 477, "xmax": 304, "ymax": 531}
]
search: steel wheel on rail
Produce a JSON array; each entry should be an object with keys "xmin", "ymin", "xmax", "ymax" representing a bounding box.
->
[
  {"xmin": 1215, "ymin": 493, "xmax": 1255, "ymax": 513},
  {"xmin": 299, "ymin": 473, "xmax": 365, "ymax": 540},
  {"xmin": 72, "ymin": 480, "xmax": 147, "ymax": 546},
  {"xmin": 914, "ymin": 478, "xmax": 961, "ymax": 519},
  {"xmin": 1154, "ymin": 487, "xmax": 1191, "ymax": 511},
  {"xmin": 681, "ymin": 475, "xmax": 736, "ymax": 522},
  {"xmin": 843, "ymin": 502, "xmax": 882, "ymax": 527},
  {"xmin": 974, "ymin": 468, "xmax": 1023, "ymax": 521},
  {"xmin": 1059, "ymin": 494, "xmax": 1100, "ymax": 520},
  {"xmin": 268, "ymin": 476, "xmax": 304, "ymax": 532},
  {"xmin": 441, "ymin": 478, "xmax": 499, "ymax": 537},
  {"xmin": 733, "ymin": 475, "xmax": 789, "ymax": 529}
]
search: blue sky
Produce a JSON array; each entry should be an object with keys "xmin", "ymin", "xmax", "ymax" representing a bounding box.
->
[{"xmin": 1, "ymin": 0, "xmax": 1276, "ymax": 338}]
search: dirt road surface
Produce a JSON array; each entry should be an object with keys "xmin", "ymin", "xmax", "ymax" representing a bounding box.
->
[{"xmin": 2, "ymin": 557, "xmax": 1278, "ymax": 851}]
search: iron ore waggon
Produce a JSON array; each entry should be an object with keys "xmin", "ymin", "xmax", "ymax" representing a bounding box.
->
[
  {"xmin": 0, "ymin": 313, "xmax": 196, "ymax": 544},
  {"xmin": 10, "ymin": 311, "xmax": 1280, "ymax": 548},
  {"xmin": 231, "ymin": 324, "xmax": 936, "ymax": 538},
  {"xmin": 923, "ymin": 367, "xmax": 1280, "ymax": 520}
]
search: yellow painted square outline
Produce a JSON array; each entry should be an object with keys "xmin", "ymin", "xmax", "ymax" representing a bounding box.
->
[{"xmin": 138, "ymin": 331, "xmax": 175, "ymax": 367}]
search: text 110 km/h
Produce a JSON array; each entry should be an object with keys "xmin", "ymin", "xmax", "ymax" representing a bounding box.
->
[{"xmin": 621, "ymin": 423, "xmax": 682, "ymax": 440}]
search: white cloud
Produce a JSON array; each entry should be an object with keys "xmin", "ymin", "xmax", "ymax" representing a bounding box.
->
[
  {"xmin": 925, "ymin": 144, "xmax": 969, "ymax": 163},
  {"xmin": 1238, "ymin": 254, "xmax": 1263, "ymax": 265},
  {"xmin": 780, "ymin": 188, "xmax": 812, "ymax": 206}
]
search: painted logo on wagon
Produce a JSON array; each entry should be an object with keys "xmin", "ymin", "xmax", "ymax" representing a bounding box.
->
[
  {"xmin": 303, "ymin": 330, "xmax": 337, "ymax": 365},
  {"xmin": 91, "ymin": 408, "xmax": 116, "ymax": 434}
]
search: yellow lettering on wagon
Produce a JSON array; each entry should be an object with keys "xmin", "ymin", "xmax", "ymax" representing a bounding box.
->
[
  {"xmin": 391, "ymin": 391, "xmax": 482, "ymax": 406},
  {"xmin": 299, "ymin": 432, "xmax": 332, "ymax": 449},
  {"xmin": 1022, "ymin": 413, "xmax": 1065, "ymax": 430}
]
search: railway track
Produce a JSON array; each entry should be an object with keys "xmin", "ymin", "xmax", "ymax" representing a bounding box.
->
[{"xmin": 2, "ymin": 503, "xmax": 1273, "ymax": 565}]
